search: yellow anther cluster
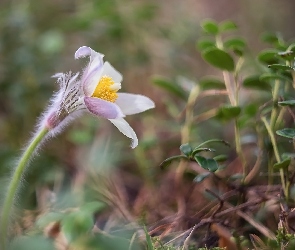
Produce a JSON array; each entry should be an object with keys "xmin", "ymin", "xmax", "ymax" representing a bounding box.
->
[{"xmin": 92, "ymin": 76, "xmax": 118, "ymax": 103}]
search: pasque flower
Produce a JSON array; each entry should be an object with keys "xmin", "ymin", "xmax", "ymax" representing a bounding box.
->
[
  {"xmin": 1, "ymin": 46, "xmax": 155, "ymax": 246},
  {"xmin": 43, "ymin": 46, "xmax": 155, "ymax": 148}
]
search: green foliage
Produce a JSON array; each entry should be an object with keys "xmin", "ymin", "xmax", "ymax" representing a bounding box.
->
[
  {"xmin": 276, "ymin": 128, "xmax": 295, "ymax": 138},
  {"xmin": 9, "ymin": 236, "xmax": 54, "ymax": 250},
  {"xmin": 243, "ymin": 75, "xmax": 271, "ymax": 91},
  {"xmin": 278, "ymin": 100, "xmax": 295, "ymax": 106},
  {"xmin": 216, "ymin": 105, "xmax": 241, "ymax": 121},
  {"xmin": 61, "ymin": 210, "xmax": 94, "ymax": 242},
  {"xmin": 2, "ymin": 2, "xmax": 295, "ymax": 248},
  {"xmin": 194, "ymin": 155, "xmax": 219, "ymax": 172},
  {"xmin": 273, "ymin": 157, "xmax": 291, "ymax": 170},
  {"xmin": 202, "ymin": 47, "xmax": 235, "ymax": 71},
  {"xmin": 201, "ymin": 19, "xmax": 219, "ymax": 35},
  {"xmin": 199, "ymin": 77, "xmax": 225, "ymax": 90},
  {"xmin": 152, "ymin": 76, "xmax": 188, "ymax": 100}
]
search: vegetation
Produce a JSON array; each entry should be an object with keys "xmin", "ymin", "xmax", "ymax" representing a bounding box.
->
[{"xmin": 1, "ymin": 1, "xmax": 295, "ymax": 249}]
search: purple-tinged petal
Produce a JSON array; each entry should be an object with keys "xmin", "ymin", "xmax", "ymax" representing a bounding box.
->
[
  {"xmin": 116, "ymin": 93, "xmax": 155, "ymax": 115},
  {"xmin": 109, "ymin": 118, "xmax": 138, "ymax": 148},
  {"xmin": 84, "ymin": 97, "xmax": 124, "ymax": 119},
  {"xmin": 75, "ymin": 46, "xmax": 105, "ymax": 96},
  {"xmin": 75, "ymin": 46, "xmax": 104, "ymax": 74},
  {"xmin": 75, "ymin": 46, "xmax": 92, "ymax": 59}
]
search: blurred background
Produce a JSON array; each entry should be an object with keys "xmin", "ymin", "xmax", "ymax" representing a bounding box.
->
[{"xmin": 1, "ymin": 0, "xmax": 295, "ymax": 235}]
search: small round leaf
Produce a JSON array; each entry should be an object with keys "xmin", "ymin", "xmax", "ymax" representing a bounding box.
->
[
  {"xmin": 219, "ymin": 20, "xmax": 237, "ymax": 32},
  {"xmin": 152, "ymin": 76, "xmax": 187, "ymax": 100},
  {"xmin": 257, "ymin": 49, "xmax": 279, "ymax": 65},
  {"xmin": 201, "ymin": 19, "xmax": 219, "ymax": 34},
  {"xmin": 243, "ymin": 75, "xmax": 271, "ymax": 91},
  {"xmin": 199, "ymin": 76, "xmax": 225, "ymax": 90},
  {"xmin": 202, "ymin": 48, "xmax": 235, "ymax": 71},
  {"xmin": 216, "ymin": 105, "xmax": 241, "ymax": 121},
  {"xmin": 260, "ymin": 73, "xmax": 292, "ymax": 83},
  {"xmin": 194, "ymin": 156, "xmax": 219, "ymax": 172},
  {"xmin": 197, "ymin": 39, "xmax": 216, "ymax": 51},
  {"xmin": 180, "ymin": 143, "xmax": 193, "ymax": 157},
  {"xmin": 273, "ymin": 157, "xmax": 291, "ymax": 170},
  {"xmin": 224, "ymin": 37, "xmax": 246, "ymax": 49}
]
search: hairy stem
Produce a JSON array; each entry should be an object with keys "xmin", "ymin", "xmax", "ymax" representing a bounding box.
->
[{"xmin": 0, "ymin": 127, "xmax": 49, "ymax": 248}]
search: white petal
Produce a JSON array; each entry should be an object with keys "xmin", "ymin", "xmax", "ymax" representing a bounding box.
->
[
  {"xmin": 101, "ymin": 62, "xmax": 122, "ymax": 83},
  {"xmin": 86, "ymin": 61, "xmax": 123, "ymax": 97},
  {"xmin": 109, "ymin": 118, "xmax": 138, "ymax": 148},
  {"xmin": 110, "ymin": 82, "xmax": 121, "ymax": 91},
  {"xmin": 116, "ymin": 93, "xmax": 155, "ymax": 115},
  {"xmin": 83, "ymin": 67, "xmax": 103, "ymax": 97}
]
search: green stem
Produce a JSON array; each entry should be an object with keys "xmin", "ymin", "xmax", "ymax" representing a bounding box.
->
[
  {"xmin": 270, "ymin": 80, "xmax": 280, "ymax": 129},
  {"xmin": 0, "ymin": 127, "xmax": 49, "ymax": 248},
  {"xmin": 261, "ymin": 116, "xmax": 288, "ymax": 198}
]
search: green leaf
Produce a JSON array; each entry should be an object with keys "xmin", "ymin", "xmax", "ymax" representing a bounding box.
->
[
  {"xmin": 159, "ymin": 155, "xmax": 187, "ymax": 169},
  {"xmin": 199, "ymin": 76, "xmax": 225, "ymax": 90},
  {"xmin": 261, "ymin": 32, "xmax": 280, "ymax": 44},
  {"xmin": 287, "ymin": 43, "xmax": 295, "ymax": 52},
  {"xmin": 229, "ymin": 173, "xmax": 244, "ymax": 181},
  {"xmin": 61, "ymin": 211, "xmax": 94, "ymax": 243},
  {"xmin": 224, "ymin": 37, "xmax": 246, "ymax": 49},
  {"xmin": 144, "ymin": 225, "xmax": 153, "ymax": 250},
  {"xmin": 273, "ymin": 157, "xmax": 291, "ymax": 170},
  {"xmin": 260, "ymin": 73, "xmax": 292, "ymax": 83},
  {"xmin": 278, "ymin": 100, "xmax": 295, "ymax": 106},
  {"xmin": 80, "ymin": 201, "xmax": 106, "ymax": 214},
  {"xmin": 194, "ymin": 156, "xmax": 219, "ymax": 172},
  {"xmin": 36, "ymin": 212, "xmax": 64, "ymax": 229},
  {"xmin": 201, "ymin": 19, "xmax": 219, "ymax": 34},
  {"xmin": 276, "ymin": 128, "xmax": 295, "ymax": 138},
  {"xmin": 243, "ymin": 75, "xmax": 271, "ymax": 91},
  {"xmin": 180, "ymin": 143, "xmax": 193, "ymax": 157},
  {"xmin": 192, "ymin": 147, "xmax": 215, "ymax": 156},
  {"xmin": 197, "ymin": 39, "xmax": 216, "ymax": 51},
  {"xmin": 257, "ymin": 49, "xmax": 279, "ymax": 65},
  {"xmin": 277, "ymin": 51, "xmax": 294, "ymax": 60},
  {"xmin": 193, "ymin": 172, "xmax": 210, "ymax": 183},
  {"xmin": 9, "ymin": 236, "xmax": 54, "ymax": 250},
  {"xmin": 213, "ymin": 154, "xmax": 228, "ymax": 162},
  {"xmin": 268, "ymin": 64, "xmax": 294, "ymax": 71},
  {"xmin": 202, "ymin": 48, "xmax": 235, "ymax": 71},
  {"xmin": 216, "ymin": 105, "xmax": 241, "ymax": 121},
  {"xmin": 219, "ymin": 20, "xmax": 237, "ymax": 32},
  {"xmin": 286, "ymin": 239, "xmax": 295, "ymax": 250},
  {"xmin": 244, "ymin": 103, "xmax": 259, "ymax": 117},
  {"xmin": 196, "ymin": 139, "xmax": 230, "ymax": 149},
  {"xmin": 152, "ymin": 76, "xmax": 187, "ymax": 100}
]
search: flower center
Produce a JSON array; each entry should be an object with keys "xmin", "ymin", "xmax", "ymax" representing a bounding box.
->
[{"xmin": 91, "ymin": 76, "xmax": 119, "ymax": 103}]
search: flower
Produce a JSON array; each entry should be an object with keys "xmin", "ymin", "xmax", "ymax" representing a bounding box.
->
[{"xmin": 43, "ymin": 46, "xmax": 155, "ymax": 148}]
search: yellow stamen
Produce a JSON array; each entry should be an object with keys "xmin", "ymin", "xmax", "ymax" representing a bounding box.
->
[{"xmin": 91, "ymin": 76, "xmax": 118, "ymax": 103}]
